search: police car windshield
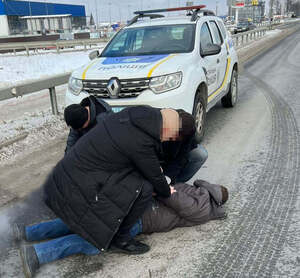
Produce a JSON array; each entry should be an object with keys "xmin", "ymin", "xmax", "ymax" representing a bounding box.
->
[{"xmin": 101, "ymin": 24, "xmax": 195, "ymax": 57}]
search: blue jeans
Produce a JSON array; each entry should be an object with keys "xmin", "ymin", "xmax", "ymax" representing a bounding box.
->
[
  {"xmin": 26, "ymin": 218, "xmax": 143, "ymax": 265},
  {"xmin": 176, "ymin": 145, "xmax": 208, "ymax": 183}
]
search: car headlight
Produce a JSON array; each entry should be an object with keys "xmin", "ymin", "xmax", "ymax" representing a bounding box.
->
[
  {"xmin": 68, "ymin": 77, "xmax": 83, "ymax": 96},
  {"xmin": 149, "ymin": 72, "xmax": 182, "ymax": 94}
]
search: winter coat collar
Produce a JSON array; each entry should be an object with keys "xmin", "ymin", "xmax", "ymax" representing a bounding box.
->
[{"xmin": 128, "ymin": 106, "xmax": 162, "ymax": 141}]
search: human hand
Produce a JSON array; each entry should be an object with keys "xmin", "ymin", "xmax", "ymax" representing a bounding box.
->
[{"xmin": 170, "ymin": 186, "xmax": 177, "ymax": 195}]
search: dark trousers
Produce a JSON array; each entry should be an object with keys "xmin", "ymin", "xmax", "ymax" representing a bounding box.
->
[
  {"xmin": 164, "ymin": 145, "xmax": 208, "ymax": 183},
  {"xmin": 115, "ymin": 181, "xmax": 153, "ymax": 242}
]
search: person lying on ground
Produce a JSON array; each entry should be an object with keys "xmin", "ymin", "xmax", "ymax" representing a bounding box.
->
[
  {"xmin": 43, "ymin": 106, "xmax": 197, "ymax": 262},
  {"xmin": 64, "ymin": 100, "xmax": 208, "ymax": 183},
  {"xmin": 15, "ymin": 180, "xmax": 228, "ymax": 278}
]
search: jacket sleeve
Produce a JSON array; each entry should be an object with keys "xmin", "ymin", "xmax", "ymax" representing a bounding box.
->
[
  {"xmin": 130, "ymin": 146, "xmax": 171, "ymax": 198},
  {"xmin": 65, "ymin": 129, "xmax": 81, "ymax": 154},
  {"xmin": 157, "ymin": 184, "xmax": 210, "ymax": 222}
]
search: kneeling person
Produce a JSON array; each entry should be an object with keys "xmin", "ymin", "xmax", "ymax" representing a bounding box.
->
[{"xmin": 16, "ymin": 180, "xmax": 228, "ymax": 278}]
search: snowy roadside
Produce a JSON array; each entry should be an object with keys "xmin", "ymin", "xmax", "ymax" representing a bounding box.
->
[
  {"xmin": 0, "ymin": 44, "xmax": 106, "ymax": 88},
  {"xmin": 0, "ymin": 29, "xmax": 282, "ymax": 89},
  {"xmin": 0, "ymin": 26, "xmax": 297, "ymax": 164}
]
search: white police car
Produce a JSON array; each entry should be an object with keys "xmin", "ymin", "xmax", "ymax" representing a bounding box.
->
[{"xmin": 65, "ymin": 5, "xmax": 239, "ymax": 141}]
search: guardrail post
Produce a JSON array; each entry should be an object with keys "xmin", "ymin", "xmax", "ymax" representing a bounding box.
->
[
  {"xmin": 25, "ymin": 46, "xmax": 29, "ymax": 56},
  {"xmin": 49, "ymin": 87, "xmax": 59, "ymax": 115}
]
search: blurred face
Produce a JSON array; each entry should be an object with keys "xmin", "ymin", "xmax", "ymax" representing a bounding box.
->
[{"xmin": 160, "ymin": 109, "xmax": 180, "ymax": 142}]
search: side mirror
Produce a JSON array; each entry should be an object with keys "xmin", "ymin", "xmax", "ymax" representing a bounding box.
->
[
  {"xmin": 89, "ymin": 50, "xmax": 99, "ymax": 60},
  {"xmin": 201, "ymin": 43, "xmax": 221, "ymax": 57}
]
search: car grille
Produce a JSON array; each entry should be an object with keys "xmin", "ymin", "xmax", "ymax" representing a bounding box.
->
[{"xmin": 82, "ymin": 78, "xmax": 150, "ymax": 98}]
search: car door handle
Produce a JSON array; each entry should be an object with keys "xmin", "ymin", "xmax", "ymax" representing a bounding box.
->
[{"xmin": 217, "ymin": 58, "xmax": 220, "ymax": 64}]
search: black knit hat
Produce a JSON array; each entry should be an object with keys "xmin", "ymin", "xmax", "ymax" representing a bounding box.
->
[
  {"xmin": 64, "ymin": 104, "xmax": 88, "ymax": 130},
  {"xmin": 177, "ymin": 109, "xmax": 196, "ymax": 139}
]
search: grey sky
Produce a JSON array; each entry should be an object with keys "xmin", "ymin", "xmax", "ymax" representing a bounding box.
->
[{"xmin": 29, "ymin": 0, "xmax": 230, "ymax": 23}]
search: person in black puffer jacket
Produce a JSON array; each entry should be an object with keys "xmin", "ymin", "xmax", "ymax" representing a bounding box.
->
[
  {"xmin": 43, "ymin": 107, "xmax": 192, "ymax": 258},
  {"xmin": 64, "ymin": 100, "xmax": 208, "ymax": 183}
]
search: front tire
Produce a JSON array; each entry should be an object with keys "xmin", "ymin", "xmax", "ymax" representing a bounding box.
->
[
  {"xmin": 192, "ymin": 90, "xmax": 207, "ymax": 143},
  {"xmin": 221, "ymin": 69, "xmax": 238, "ymax": 108}
]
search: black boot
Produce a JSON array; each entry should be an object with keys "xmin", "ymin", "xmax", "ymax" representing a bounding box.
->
[
  {"xmin": 111, "ymin": 238, "xmax": 150, "ymax": 255},
  {"xmin": 20, "ymin": 245, "xmax": 39, "ymax": 278}
]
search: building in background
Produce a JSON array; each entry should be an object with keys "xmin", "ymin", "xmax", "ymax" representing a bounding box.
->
[
  {"xmin": 228, "ymin": 0, "xmax": 265, "ymax": 22},
  {"xmin": 0, "ymin": 0, "xmax": 86, "ymax": 37},
  {"xmin": 286, "ymin": 0, "xmax": 300, "ymax": 17}
]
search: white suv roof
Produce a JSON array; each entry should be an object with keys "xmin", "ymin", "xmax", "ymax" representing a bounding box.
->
[
  {"xmin": 125, "ymin": 17, "xmax": 197, "ymax": 28},
  {"xmin": 125, "ymin": 5, "xmax": 217, "ymax": 28}
]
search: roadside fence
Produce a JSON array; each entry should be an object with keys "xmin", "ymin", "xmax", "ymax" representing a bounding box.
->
[
  {"xmin": 0, "ymin": 38, "xmax": 108, "ymax": 56},
  {"xmin": 232, "ymin": 28, "xmax": 267, "ymax": 48}
]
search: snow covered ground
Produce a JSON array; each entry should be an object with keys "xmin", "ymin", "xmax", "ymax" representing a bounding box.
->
[{"xmin": 0, "ymin": 44, "xmax": 106, "ymax": 88}]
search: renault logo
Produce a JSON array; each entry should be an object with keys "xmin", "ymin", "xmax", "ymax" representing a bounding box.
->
[{"xmin": 107, "ymin": 78, "xmax": 121, "ymax": 99}]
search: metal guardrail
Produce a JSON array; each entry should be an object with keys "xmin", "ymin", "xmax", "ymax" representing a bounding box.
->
[
  {"xmin": 232, "ymin": 28, "xmax": 268, "ymax": 48},
  {"xmin": 0, "ymin": 38, "xmax": 108, "ymax": 56},
  {"xmin": 0, "ymin": 72, "xmax": 71, "ymax": 115},
  {"xmin": 0, "ymin": 27, "xmax": 275, "ymax": 115}
]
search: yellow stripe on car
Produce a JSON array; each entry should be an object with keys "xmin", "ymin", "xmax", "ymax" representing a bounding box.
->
[
  {"xmin": 208, "ymin": 57, "xmax": 231, "ymax": 103},
  {"xmin": 82, "ymin": 60, "xmax": 98, "ymax": 80},
  {"xmin": 147, "ymin": 54, "xmax": 177, "ymax": 78}
]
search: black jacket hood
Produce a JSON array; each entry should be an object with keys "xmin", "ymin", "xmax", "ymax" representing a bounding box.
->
[
  {"xmin": 88, "ymin": 99, "xmax": 97, "ymax": 126},
  {"xmin": 128, "ymin": 106, "xmax": 162, "ymax": 141}
]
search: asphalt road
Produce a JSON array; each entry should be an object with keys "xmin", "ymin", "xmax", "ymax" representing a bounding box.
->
[
  {"xmin": 198, "ymin": 27, "xmax": 300, "ymax": 278},
  {"xmin": 0, "ymin": 29, "xmax": 300, "ymax": 278}
]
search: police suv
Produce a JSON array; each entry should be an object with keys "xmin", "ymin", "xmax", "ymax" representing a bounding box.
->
[{"xmin": 65, "ymin": 5, "xmax": 239, "ymax": 141}]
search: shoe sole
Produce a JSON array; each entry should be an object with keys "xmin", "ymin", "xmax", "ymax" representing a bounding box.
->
[
  {"xmin": 12, "ymin": 223, "xmax": 22, "ymax": 244},
  {"xmin": 109, "ymin": 245, "xmax": 150, "ymax": 255},
  {"xmin": 20, "ymin": 246, "xmax": 33, "ymax": 278},
  {"xmin": 220, "ymin": 186, "xmax": 229, "ymax": 205}
]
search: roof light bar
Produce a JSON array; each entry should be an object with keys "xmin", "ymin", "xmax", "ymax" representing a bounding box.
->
[{"xmin": 134, "ymin": 5, "xmax": 206, "ymax": 15}]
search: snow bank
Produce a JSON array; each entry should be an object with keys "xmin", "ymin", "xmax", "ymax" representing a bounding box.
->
[{"xmin": 0, "ymin": 46, "xmax": 105, "ymax": 88}]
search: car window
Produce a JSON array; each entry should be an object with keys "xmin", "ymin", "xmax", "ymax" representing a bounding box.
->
[
  {"xmin": 217, "ymin": 20, "xmax": 227, "ymax": 39},
  {"xmin": 200, "ymin": 22, "xmax": 213, "ymax": 54},
  {"xmin": 110, "ymin": 32, "xmax": 128, "ymax": 51},
  {"xmin": 101, "ymin": 24, "xmax": 196, "ymax": 57},
  {"xmin": 209, "ymin": 21, "xmax": 223, "ymax": 45},
  {"xmin": 133, "ymin": 29, "xmax": 144, "ymax": 51}
]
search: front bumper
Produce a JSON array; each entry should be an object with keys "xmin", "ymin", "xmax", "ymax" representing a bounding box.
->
[{"xmin": 65, "ymin": 85, "xmax": 195, "ymax": 114}]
